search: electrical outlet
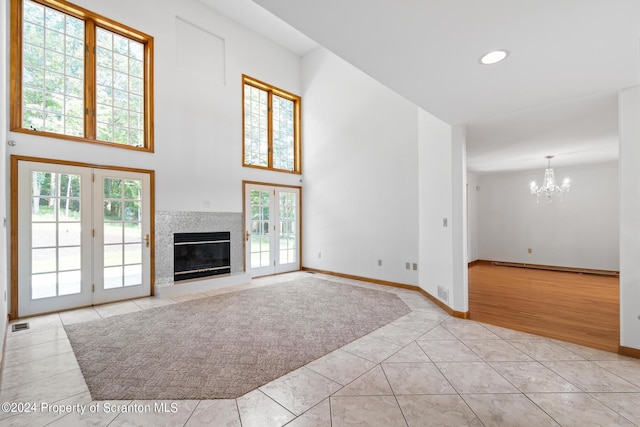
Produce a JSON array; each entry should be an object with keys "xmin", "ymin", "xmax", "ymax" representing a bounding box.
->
[
  {"xmin": 378, "ymin": 259, "xmax": 382, "ymax": 266},
  {"xmin": 413, "ymin": 263, "xmax": 418, "ymax": 271},
  {"xmin": 203, "ymin": 200, "xmax": 211, "ymax": 208},
  {"xmin": 442, "ymin": 218, "xmax": 448, "ymax": 227},
  {"xmin": 405, "ymin": 262, "xmax": 410, "ymax": 270},
  {"xmin": 318, "ymin": 252, "xmax": 322, "ymax": 259},
  {"xmin": 527, "ymin": 248, "xmax": 532, "ymax": 254}
]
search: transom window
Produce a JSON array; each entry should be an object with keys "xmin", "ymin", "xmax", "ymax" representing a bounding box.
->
[
  {"xmin": 10, "ymin": 0, "xmax": 154, "ymax": 151},
  {"xmin": 242, "ymin": 75, "xmax": 301, "ymax": 173}
]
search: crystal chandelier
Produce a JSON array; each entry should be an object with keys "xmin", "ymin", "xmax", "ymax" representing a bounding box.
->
[{"xmin": 530, "ymin": 155, "xmax": 571, "ymax": 203}]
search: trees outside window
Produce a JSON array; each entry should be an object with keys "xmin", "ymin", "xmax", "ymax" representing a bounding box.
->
[
  {"xmin": 11, "ymin": 0, "xmax": 154, "ymax": 151},
  {"xmin": 243, "ymin": 75, "xmax": 301, "ymax": 173}
]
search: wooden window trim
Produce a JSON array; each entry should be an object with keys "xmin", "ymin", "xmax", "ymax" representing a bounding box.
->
[
  {"xmin": 10, "ymin": 0, "xmax": 154, "ymax": 152},
  {"xmin": 242, "ymin": 75, "xmax": 301, "ymax": 174},
  {"xmin": 9, "ymin": 154, "xmax": 156, "ymax": 320}
]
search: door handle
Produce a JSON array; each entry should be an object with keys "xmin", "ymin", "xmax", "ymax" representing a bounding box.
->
[
  {"xmin": 144, "ymin": 234, "xmax": 150, "ymax": 248},
  {"xmin": 245, "ymin": 230, "xmax": 250, "ymax": 241}
]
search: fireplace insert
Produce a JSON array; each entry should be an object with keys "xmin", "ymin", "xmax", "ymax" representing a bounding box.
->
[{"xmin": 173, "ymin": 232, "xmax": 230, "ymax": 281}]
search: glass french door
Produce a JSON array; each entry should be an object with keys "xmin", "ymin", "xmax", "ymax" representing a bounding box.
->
[
  {"xmin": 92, "ymin": 169, "xmax": 151, "ymax": 305},
  {"xmin": 245, "ymin": 184, "xmax": 300, "ymax": 277},
  {"xmin": 17, "ymin": 161, "xmax": 151, "ymax": 317},
  {"xmin": 18, "ymin": 163, "xmax": 92, "ymax": 316}
]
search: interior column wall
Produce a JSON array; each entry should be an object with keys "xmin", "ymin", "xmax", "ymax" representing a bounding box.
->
[
  {"xmin": 451, "ymin": 125, "xmax": 468, "ymax": 312},
  {"xmin": 467, "ymin": 173, "xmax": 479, "ymax": 262},
  {"xmin": 418, "ymin": 109, "xmax": 453, "ymax": 302},
  {"xmin": 619, "ymin": 85, "xmax": 640, "ymax": 351}
]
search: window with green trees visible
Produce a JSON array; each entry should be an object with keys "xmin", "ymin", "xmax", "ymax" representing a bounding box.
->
[
  {"xmin": 243, "ymin": 75, "xmax": 301, "ymax": 173},
  {"xmin": 10, "ymin": 0, "xmax": 154, "ymax": 151}
]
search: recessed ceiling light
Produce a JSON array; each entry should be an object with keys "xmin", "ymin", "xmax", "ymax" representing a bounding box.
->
[{"xmin": 480, "ymin": 50, "xmax": 509, "ymax": 65}]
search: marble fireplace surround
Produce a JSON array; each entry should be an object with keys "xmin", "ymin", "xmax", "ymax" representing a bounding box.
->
[{"xmin": 155, "ymin": 211, "xmax": 245, "ymax": 287}]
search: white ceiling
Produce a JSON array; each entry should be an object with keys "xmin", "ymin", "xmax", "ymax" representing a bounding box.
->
[
  {"xmin": 200, "ymin": 0, "xmax": 640, "ymax": 174},
  {"xmin": 198, "ymin": 0, "xmax": 317, "ymax": 56},
  {"xmin": 466, "ymin": 92, "xmax": 620, "ymax": 174}
]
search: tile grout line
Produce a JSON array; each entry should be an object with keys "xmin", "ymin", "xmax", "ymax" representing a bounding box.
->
[
  {"xmin": 234, "ymin": 398, "xmax": 243, "ymax": 427},
  {"xmin": 521, "ymin": 392, "xmax": 564, "ymax": 426},
  {"xmin": 4, "ymin": 271, "xmax": 639, "ymax": 425},
  {"xmin": 379, "ymin": 357, "xmax": 411, "ymax": 427},
  {"xmin": 586, "ymin": 392, "xmax": 639, "ymax": 426},
  {"xmin": 181, "ymin": 400, "xmax": 201, "ymax": 427},
  {"xmin": 591, "ymin": 361, "xmax": 640, "ymax": 390}
]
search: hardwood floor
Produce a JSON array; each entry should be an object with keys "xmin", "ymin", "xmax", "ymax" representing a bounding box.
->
[{"xmin": 468, "ymin": 262, "xmax": 620, "ymax": 352}]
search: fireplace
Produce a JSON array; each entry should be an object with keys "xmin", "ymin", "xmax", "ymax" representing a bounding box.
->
[{"xmin": 173, "ymin": 232, "xmax": 231, "ymax": 281}]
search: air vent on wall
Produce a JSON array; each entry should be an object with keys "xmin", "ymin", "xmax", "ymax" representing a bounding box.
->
[{"xmin": 437, "ymin": 286, "xmax": 449, "ymax": 304}]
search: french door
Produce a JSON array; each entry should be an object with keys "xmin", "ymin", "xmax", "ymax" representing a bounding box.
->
[
  {"xmin": 17, "ymin": 161, "xmax": 151, "ymax": 317},
  {"xmin": 245, "ymin": 183, "xmax": 300, "ymax": 277}
]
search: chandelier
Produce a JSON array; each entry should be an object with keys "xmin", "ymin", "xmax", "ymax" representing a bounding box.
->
[{"xmin": 529, "ymin": 155, "xmax": 571, "ymax": 203}]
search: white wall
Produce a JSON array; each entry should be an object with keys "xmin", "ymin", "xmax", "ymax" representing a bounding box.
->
[
  {"xmin": 4, "ymin": 0, "xmax": 304, "ymax": 317},
  {"xmin": 619, "ymin": 85, "xmax": 640, "ymax": 350},
  {"xmin": 417, "ymin": 112, "xmax": 468, "ymax": 312},
  {"xmin": 300, "ymin": 48, "xmax": 419, "ymax": 285},
  {"xmin": 477, "ymin": 163, "xmax": 619, "ymax": 271},
  {"xmin": 451, "ymin": 126, "xmax": 468, "ymax": 312},
  {"xmin": 6, "ymin": 0, "xmax": 303, "ymax": 213},
  {"xmin": 1, "ymin": 0, "xmax": 9, "ymax": 356},
  {"xmin": 467, "ymin": 173, "xmax": 479, "ymax": 262},
  {"xmin": 417, "ymin": 109, "xmax": 453, "ymax": 299}
]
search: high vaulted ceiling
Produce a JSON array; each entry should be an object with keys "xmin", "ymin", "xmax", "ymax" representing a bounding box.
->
[{"xmin": 201, "ymin": 0, "xmax": 640, "ymax": 174}]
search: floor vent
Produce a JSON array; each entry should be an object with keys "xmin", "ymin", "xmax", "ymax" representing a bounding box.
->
[
  {"xmin": 437, "ymin": 286, "xmax": 449, "ymax": 304},
  {"xmin": 12, "ymin": 322, "xmax": 29, "ymax": 332}
]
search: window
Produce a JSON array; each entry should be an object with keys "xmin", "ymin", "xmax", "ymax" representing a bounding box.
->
[
  {"xmin": 10, "ymin": 0, "xmax": 154, "ymax": 151},
  {"xmin": 243, "ymin": 75, "xmax": 301, "ymax": 173}
]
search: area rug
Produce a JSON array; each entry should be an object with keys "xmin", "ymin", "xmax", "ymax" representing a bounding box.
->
[{"xmin": 64, "ymin": 277, "xmax": 410, "ymax": 400}]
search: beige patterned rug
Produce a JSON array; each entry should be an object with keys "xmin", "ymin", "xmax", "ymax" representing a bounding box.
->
[{"xmin": 64, "ymin": 276, "xmax": 410, "ymax": 400}]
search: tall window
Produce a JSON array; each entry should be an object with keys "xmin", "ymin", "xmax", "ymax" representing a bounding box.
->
[
  {"xmin": 10, "ymin": 0, "xmax": 154, "ymax": 151},
  {"xmin": 243, "ymin": 75, "xmax": 301, "ymax": 173}
]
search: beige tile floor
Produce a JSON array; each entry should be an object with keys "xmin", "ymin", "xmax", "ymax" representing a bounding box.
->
[{"xmin": 1, "ymin": 272, "xmax": 640, "ymax": 426}]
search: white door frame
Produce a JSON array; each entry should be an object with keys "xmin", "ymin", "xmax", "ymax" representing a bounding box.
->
[
  {"xmin": 11, "ymin": 156, "xmax": 155, "ymax": 319},
  {"xmin": 92, "ymin": 168, "xmax": 152, "ymax": 305},
  {"xmin": 243, "ymin": 181, "xmax": 301, "ymax": 278},
  {"xmin": 17, "ymin": 162, "xmax": 93, "ymax": 316}
]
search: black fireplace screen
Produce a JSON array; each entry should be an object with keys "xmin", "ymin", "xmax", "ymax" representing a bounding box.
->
[{"xmin": 174, "ymin": 232, "xmax": 231, "ymax": 281}]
